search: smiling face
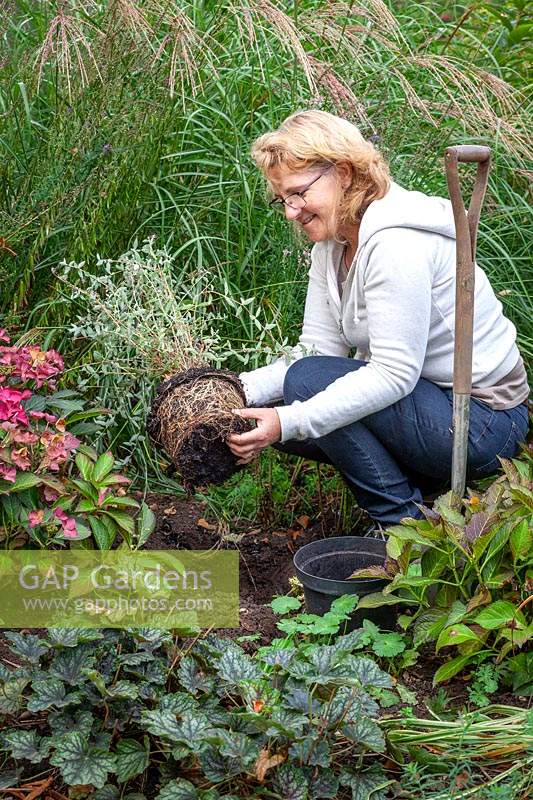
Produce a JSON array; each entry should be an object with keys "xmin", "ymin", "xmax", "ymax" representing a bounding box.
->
[{"xmin": 268, "ymin": 163, "xmax": 351, "ymax": 243}]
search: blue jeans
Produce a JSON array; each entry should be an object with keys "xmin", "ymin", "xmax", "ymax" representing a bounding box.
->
[{"xmin": 274, "ymin": 356, "xmax": 530, "ymax": 526}]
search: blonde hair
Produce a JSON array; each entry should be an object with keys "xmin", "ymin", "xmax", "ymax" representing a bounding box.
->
[{"xmin": 250, "ymin": 109, "xmax": 390, "ymax": 241}]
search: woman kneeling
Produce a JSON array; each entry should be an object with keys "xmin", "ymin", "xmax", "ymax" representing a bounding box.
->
[{"xmin": 228, "ymin": 110, "xmax": 530, "ymax": 528}]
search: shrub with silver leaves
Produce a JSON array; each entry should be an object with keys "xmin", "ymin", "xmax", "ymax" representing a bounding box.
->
[{"xmin": 55, "ymin": 238, "xmax": 299, "ymax": 470}]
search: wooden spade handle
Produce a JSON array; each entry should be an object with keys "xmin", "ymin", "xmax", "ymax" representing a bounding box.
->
[
  {"xmin": 444, "ymin": 145, "xmax": 491, "ymax": 500},
  {"xmin": 444, "ymin": 146, "xmax": 491, "ymax": 395},
  {"xmin": 446, "ymin": 145, "xmax": 491, "ymax": 163}
]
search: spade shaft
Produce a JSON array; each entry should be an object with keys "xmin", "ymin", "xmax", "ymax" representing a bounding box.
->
[{"xmin": 444, "ymin": 145, "xmax": 491, "ymax": 499}]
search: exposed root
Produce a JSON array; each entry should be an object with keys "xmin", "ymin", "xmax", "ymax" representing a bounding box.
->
[{"xmin": 147, "ymin": 367, "xmax": 251, "ymax": 490}]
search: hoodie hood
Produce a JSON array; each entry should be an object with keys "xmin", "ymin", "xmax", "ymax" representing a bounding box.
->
[
  {"xmin": 358, "ymin": 180, "xmax": 456, "ymax": 247},
  {"xmin": 324, "ymin": 181, "xmax": 457, "ymax": 325}
]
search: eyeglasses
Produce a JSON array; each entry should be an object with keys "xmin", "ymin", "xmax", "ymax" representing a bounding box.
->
[{"xmin": 269, "ymin": 164, "xmax": 333, "ymax": 214}]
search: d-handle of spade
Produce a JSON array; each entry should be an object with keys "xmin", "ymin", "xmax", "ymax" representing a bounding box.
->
[{"xmin": 444, "ymin": 144, "xmax": 491, "ymax": 502}]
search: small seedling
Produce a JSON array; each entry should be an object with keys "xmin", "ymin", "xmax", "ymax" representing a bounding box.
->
[{"xmin": 468, "ymin": 663, "xmax": 499, "ymax": 708}]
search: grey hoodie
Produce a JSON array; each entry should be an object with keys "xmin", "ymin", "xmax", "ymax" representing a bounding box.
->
[{"xmin": 240, "ymin": 181, "xmax": 522, "ymax": 442}]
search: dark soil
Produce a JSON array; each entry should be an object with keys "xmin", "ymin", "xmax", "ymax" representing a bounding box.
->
[
  {"xmin": 146, "ymin": 366, "xmax": 250, "ymax": 490},
  {"xmin": 173, "ymin": 419, "xmax": 248, "ymax": 491},
  {"xmin": 144, "ymin": 493, "xmax": 322, "ymax": 646}
]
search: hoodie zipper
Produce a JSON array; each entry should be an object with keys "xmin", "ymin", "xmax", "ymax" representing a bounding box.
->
[{"xmin": 338, "ymin": 245, "xmax": 351, "ymax": 340}]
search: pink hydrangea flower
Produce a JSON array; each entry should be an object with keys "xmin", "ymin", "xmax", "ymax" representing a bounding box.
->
[
  {"xmin": 43, "ymin": 485, "xmax": 61, "ymax": 502},
  {"xmin": 39, "ymin": 431, "xmax": 80, "ymax": 471},
  {"xmin": 0, "ymin": 463, "xmax": 16, "ymax": 482},
  {"xmin": 0, "ymin": 344, "xmax": 64, "ymax": 388},
  {"xmin": 54, "ymin": 507, "xmax": 78, "ymax": 538},
  {"xmin": 0, "ymin": 329, "xmax": 10, "ymax": 343},
  {"xmin": 26, "ymin": 346, "xmax": 64, "ymax": 388},
  {"xmin": 28, "ymin": 509, "xmax": 45, "ymax": 528},
  {"xmin": 63, "ymin": 520, "xmax": 78, "ymax": 538},
  {"xmin": 8, "ymin": 427, "xmax": 39, "ymax": 445},
  {"xmin": 1, "ymin": 421, "xmax": 17, "ymax": 432},
  {"xmin": 29, "ymin": 411, "xmax": 58, "ymax": 424},
  {"xmin": 62, "ymin": 432, "xmax": 80, "ymax": 450},
  {"xmin": 0, "ymin": 387, "xmax": 32, "ymax": 426},
  {"xmin": 0, "ymin": 346, "xmax": 21, "ymax": 367},
  {"xmin": 11, "ymin": 447, "xmax": 31, "ymax": 470}
]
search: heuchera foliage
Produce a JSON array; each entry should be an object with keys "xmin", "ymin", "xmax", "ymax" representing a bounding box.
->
[
  {"xmin": 0, "ymin": 330, "xmax": 154, "ymax": 549},
  {"xmin": 0, "ymin": 625, "xmax": 395, "ymax": 798}
]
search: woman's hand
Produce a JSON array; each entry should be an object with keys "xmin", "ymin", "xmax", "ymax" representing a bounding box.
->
[{"xmin": 227, "ymin": 407, "xmax": 281, "ymax": 464}]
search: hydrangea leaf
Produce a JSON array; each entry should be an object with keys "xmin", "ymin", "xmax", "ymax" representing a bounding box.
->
[
  {"xmin": 509, "ymin": 519, "xmax": 532, "ymax": 561},
  {"xmin": 475, "ymin": 600, "xmax": 526, "ymax": 630}
]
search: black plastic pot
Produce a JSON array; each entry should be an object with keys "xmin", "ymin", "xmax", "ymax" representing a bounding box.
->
[{"xmin": 293, "ymin": 536, "xmax": 395, "ymax": 632}]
